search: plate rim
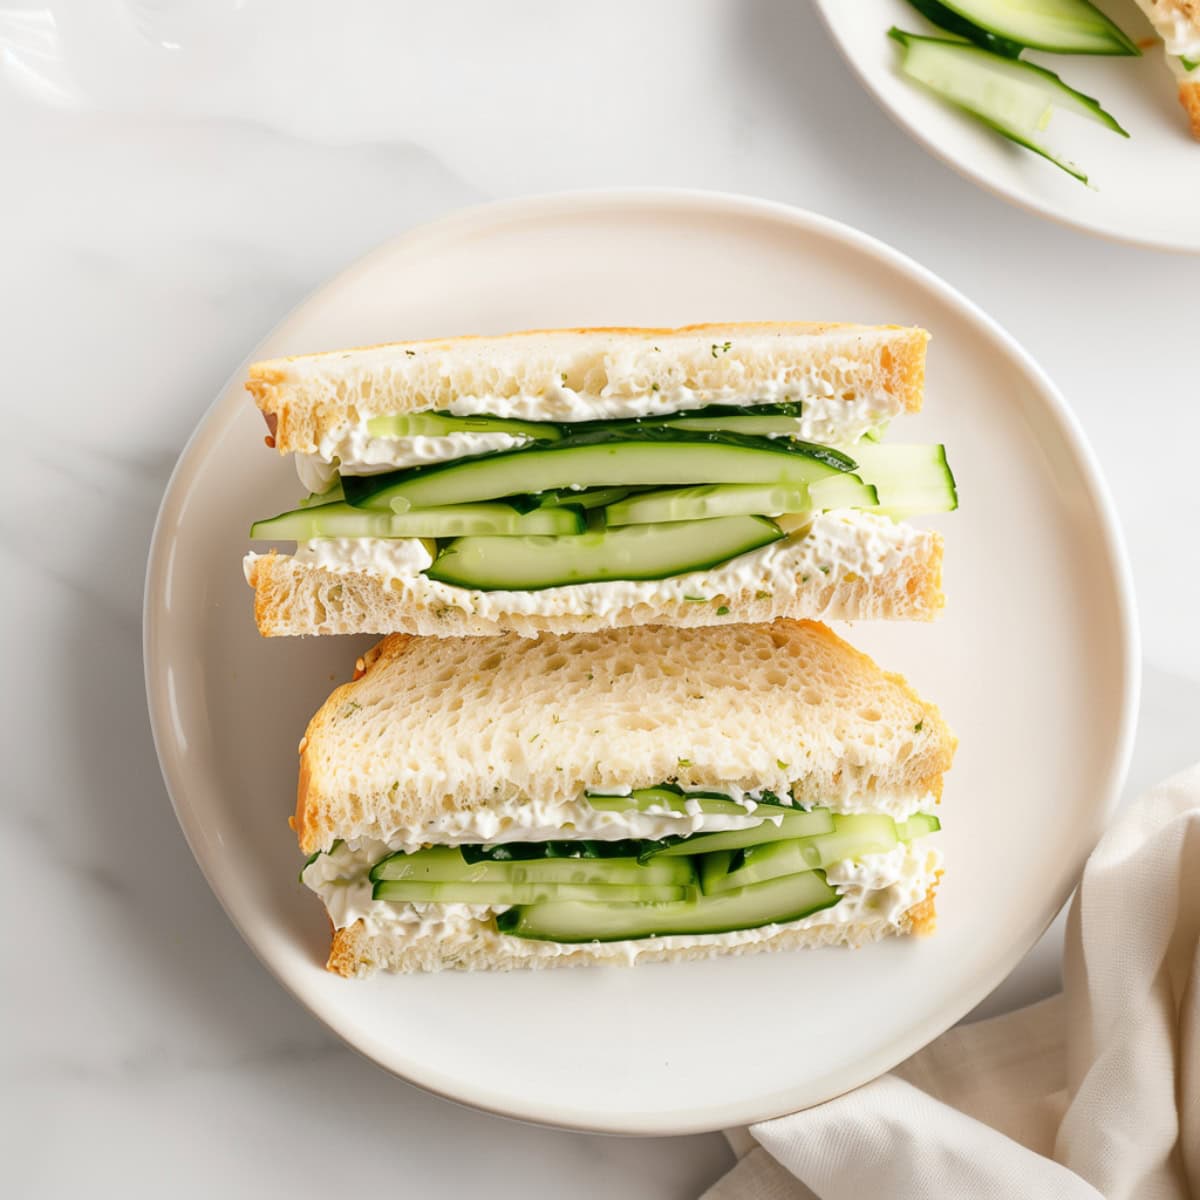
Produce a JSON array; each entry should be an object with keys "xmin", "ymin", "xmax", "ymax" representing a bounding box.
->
[
  {"xmin": 143, "ymin": 187, "xmax": 1140, "ymax": 1134},
  {"xmin": 811, "ymin": 0, "xmax": 1200, "ymax": 256}
]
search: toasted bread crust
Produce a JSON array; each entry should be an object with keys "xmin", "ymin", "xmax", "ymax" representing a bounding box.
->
[
  {"xmin": 1182, "ymin": 81, "xmax": 1200, "ymax": 139},
  {"xmin": 246, "ymin": 322, "xmax": 929, "ymax": 454},
  {"xmin": 323, "ymin": 882, "xmax": 940, "ymax": 976}
]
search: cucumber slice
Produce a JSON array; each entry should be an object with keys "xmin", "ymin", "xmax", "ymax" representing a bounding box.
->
[
  {"xmin": 365, "ymin": 412, "xmax": 560, "ymax": 441},
  {"xmin": 890, "ymin": 30, "xmax": 1129, "ymax": 185},
  {"xmin": 373, "ymin": 879, "xmax": 689, "ymax": 904},
  {"xmin": 495, "ymin": 868, "xmax": 840, "ymax": 942},
  {"xmin": 645, "ymin": 807, "xmax": 836, "ymax": 858},
  {"xmin": 1184, "ymin": 56, "xmax": 1199, "ymax": 72},
  {"xmin": 586, "ymin": 786, "xmax": 800, "ymax": 817},
  {"xmin": 369, "ymin": 846, "xmax": 695, "ymax": 887},
  {"xmin": 298, "ymin": 479, "xmax": 345, "ymax": 507},
  {"xmin": 425, "ymin": 515, "xmax": 784, "ymax": 591},
  {"xmin": 605, "ymin": 482, "xmax": 814, "ymax": 526},
  {"xmin": 699, "ymin": 811, "xmax": 941, "ymax": 896},
  {"xmin": 461, "ymin": 839, "xmax": 652, "ymax": 862},
  {"xmin": 909, "ymin": 0, "xmax": 1138, "ymax": 55},
  {"xmin": 249, "ymin": 500, "xmax": 585, "ymax": 540},
  {"xmin": 655, "ymin": 415, "xmax": 810, "ymax": 435},
  {"xmin": 537, "ymin": 486, "xmax": 636, "ymax": 511},
  {"xmin": 896, "ymin": 812, "xmax": 942, "ymax": 839},
  {"xmin": 847, "ymin": 443, "xmax": 958, "ymax": 515},
  {"xmin": 806, "ymin": 473, "xmax": 880, "ymax": 509},
  {"xmin": 342, "ymin": 429, "xmax": 855, "ymax": 512},
  {"xmin": 906, "ymin": 0, "xmax": 1023, "ymax": 56}
]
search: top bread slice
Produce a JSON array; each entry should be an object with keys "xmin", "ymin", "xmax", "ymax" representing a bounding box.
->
[
  {"xmin": 294, "ymin": 619, "xmax": 956, "ymax": 854},
  {"xmin": 248, "ymin": 322, "xmax": 929, "ymax": 454}
]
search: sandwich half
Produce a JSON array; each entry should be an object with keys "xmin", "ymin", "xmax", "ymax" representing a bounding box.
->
[
  {"xmin": 1131, "ymin": 0, "xmax": 1200, "ymax": 136},
  {"xmin": 296, "ymin": 620, "xmax": 955, "ymax": 976},
  {"xmin": 244, "ymin": 323, "xmax": 955, "ymax": 638}
]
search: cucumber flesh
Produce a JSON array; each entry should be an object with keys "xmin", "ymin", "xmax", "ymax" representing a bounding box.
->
[
  {"xmin": 249, "ymin": 499, "xmax": 585, "ymax": 540},
  {"xmin": 495, "ymin": 868, "xmax": 840, "ymax": 942},
  {"xmin": 905, "ymin": 0, "xmax": 1023, "ymax": 56},
  {"xmin": 537, "ymin": 486, "xmax": 636, "ymax": 511},
  {"xmin": 605, "ymin": 482, "xmax": 815, "ymax": 526},
  {"xmin": 654, "ymin": 415, "xmax": 811, "ymax": 435},
  {"xmin": 425, "ymin": 515, "xmax": 783, "ymax": 591},
  {"xmin": 914, "ymin": 0, "xmax": 1138, "ymax": 55},
  {"xmin": 370, "ymin": 846, "xmax": 695, "ymax": 887},
  {"xmin": 896, "ymin": 812, "xmax": 942, "ymax": 839},
  {"xmin": 845, "ymin": 443, "xmax": 958, "ymax": 515},
  {"xmin": 299, "ymin": 479, "xmax": 345, "ymax": 507},
  {"xmin": 646, "ymin": 807, "xmax": 836, "ymax": 858},
  {"xmin": 890, "ymin": 30, "xmax": 1128, "ymax": 186},
  {"xmin": 342, "ymin": 429, "xmax": 855, "ymax": 512},
  {"xmin": 365, "ymin": 412, "xmax": 560, "ymax": 441},
  {"xmin": 586, "ymin": 786, "xmax": 796, "ymax": 817},
  {"xmin": 806, "ymin": 473, "xmax": 880, "ymax": 510},
  {"xmin": 700, "ymin": 811, "xmax": 939, "ymax": 895},
  {"xmin": 373, "ymin": 879, "xmax": 689, "ymax": 904}
]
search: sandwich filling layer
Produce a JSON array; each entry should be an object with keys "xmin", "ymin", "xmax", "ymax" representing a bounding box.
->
[
  {"xmin": 300, "ymin": 783, "xmax": 943, "ymax": 951},
  {"xmin": 248, "ymin": 397, "xmax": 955, "ymax": 602}
]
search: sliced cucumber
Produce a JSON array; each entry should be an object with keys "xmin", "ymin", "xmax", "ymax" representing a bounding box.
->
[
  {"xmin": 537, "ymin": 486, "xmax": 636, "ymax": 511},
  {"xmin": 373, "ymin": 879, "xmax": 689, "ymax": 904},
  {"xmin": 495, "ymin": 868, "xmax": 840, "ymax": 942},
  {"xmin": 586, "ymin": 786, "xmax": 798, "ymax": 817},
  {"xmin": 342, "ymin": 429, "xmax": 855, "ymax": 512},
  {"xmin": 249, "ymin": 499, "xmax": 585, "ymax": 540},
  {"xmin": 425, "ymin": 515, "xmax": 783, "ymax": 591},
  {"xmin": 654, "ymin": 415, "xmax": 810, "ymax": 436},
  {"xmin": 847, "ymin": 443, "xmax": 958, "ymax": 514},
  {"xmin": 645, "ymin": 807, "xmax": 836, "ymax": 858},
  {"xmin": 298, "ymin": 479, "xmax": 345, "ymax": 507},
  {"xmin": 896, "ymin": 812, "xmax": 942, "ymax": 840},
  {"xmin": 365, "ymin": 412, "xmax": 560, "ymax": 441},
  {"xmin": 906, "ymin": 0, "xmax": 1023, "ymax": 56},
  {"xmin": 909, "ymin": 0, "xmax": 1137, "ymax": 55},
  {"xmin": 1184, "ymin": 56, "xmax": 1199, "ymax": 72},
  {"xmin": 605, "ymin": 482, "xmax": 814, "ymax": 526},
  {"xmin": 461, "ymin": 840, "xmax": 650, "ymax": 863},
  {"xmin": 370, "ymin": 846, "xmax": 695, "ymax": 888},
  {"xmin": 807, "ymin": 473, "xmax": 881, "ymax": 510},
  {"xmin": 890, "ymin": 29, "xmax": 1129, "ymax": 185}
]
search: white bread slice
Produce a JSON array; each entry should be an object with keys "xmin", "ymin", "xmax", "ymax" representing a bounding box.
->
[
  {"xmin": 325, "ymin": 878, "xmax": 941, "ymax": 977},
  {"xmin": 1130, "ymin": 0, "xmax": 1200, "ymax": 138},
  {"xmin": 293, "ymin": 620, "xmax": 956, "ymax": 855},
  {"xmin": 247, "ymin": 323, "xmax": 929, "ymax": 454},
  {"xmin": 246, "ymin": 518, "xmax": 943, "ymax": 639}
]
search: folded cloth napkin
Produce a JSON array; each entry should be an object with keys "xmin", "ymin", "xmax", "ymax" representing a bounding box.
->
[{"xmin": 704, "ymin": 765, "xmax": 1200, "ymax": 1200}]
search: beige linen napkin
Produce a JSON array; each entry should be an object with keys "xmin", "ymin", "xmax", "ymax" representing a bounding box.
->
[{"xmin": 704, "ymin": 765, "xmax": 1200, "ymax": 1200}]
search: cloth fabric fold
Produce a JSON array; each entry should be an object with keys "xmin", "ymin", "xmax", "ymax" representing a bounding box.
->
[{"xmin": 704, "ymin": 765, "xmax": 1200, "ymax": 1200}]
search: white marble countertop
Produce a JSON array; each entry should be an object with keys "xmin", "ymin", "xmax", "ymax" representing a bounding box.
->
[{"xmin": 6, "ymin": 2, "xmax": 1198, "ymax": 1196}]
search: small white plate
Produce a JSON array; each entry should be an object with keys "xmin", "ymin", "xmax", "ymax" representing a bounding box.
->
[
  {"xmin": 144, "ymin": 191, "xmax": 1137, "ymax": 1134},
  {"xmin": 815, "ymin": 0, "xmax": 1200, "ymax": 253}
]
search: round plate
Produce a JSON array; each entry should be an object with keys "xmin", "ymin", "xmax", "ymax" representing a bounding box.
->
[
  {"xmin": 815, "ymin": 0, "xmax": 1200, "ymax": 253},
  {"xmin": 144, "ymin": 190, "xmax": 1137, "ymax": 1134}
]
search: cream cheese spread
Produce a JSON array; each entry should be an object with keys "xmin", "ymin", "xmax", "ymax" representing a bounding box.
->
[
  {"xmin": 1145, "ymin": 3, "xmax": 1200, "ymax": 58},
  {"xmin": 291, "ymin": 536, "xmax": 434, "ymax": 579}
]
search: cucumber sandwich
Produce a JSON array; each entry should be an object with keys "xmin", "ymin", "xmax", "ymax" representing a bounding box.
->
[
  {"xmin": 1127, "ymin": 0, "xmax": 1200, "ymax": 137},
  {"xmin": 295, "ymin": 620, "xmax": 955, "ymax": 976},
  {"xmin": 243, "ymin": 323, "xmax": 956, "ymax": 638}
]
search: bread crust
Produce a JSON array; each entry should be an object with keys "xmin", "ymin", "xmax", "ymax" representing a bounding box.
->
[
  {"xmin": 1182, "ymin": 81, "xmax": 1200, "ymax": 139},
  {"xmin": 246, "ymin": 322, "xmax": 929, "ymax": 454},
  {"xmin": 323, "ymin": 881, "xmax": 940, "ymax": 976},
  {"xmin": 247, "ymin": 532, "xmax": 944, "ymax": 640}
]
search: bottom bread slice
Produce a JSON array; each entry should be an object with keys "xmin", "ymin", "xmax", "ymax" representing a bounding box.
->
[
  {"xmin": 325, "ymin": 882, "xmax": 939, "ymax": 978},
  {"xmin": 246, "ymin": 512, "xmax": 944, "ymax": 637}
]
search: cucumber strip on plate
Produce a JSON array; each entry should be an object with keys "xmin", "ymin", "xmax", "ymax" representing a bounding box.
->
[
  {"xmin": 890, "ymin": 29, "xmax": 1129, "ymax": 185},
  {"xmin": 495, "ymin": 869, "xmax": 841, "ymax": 942},
  {"xmin": 342, "ymin": 428, "xmax": 856, "ymax": 512},
  {"xmin": 906, "ymin": 0, "xmax": 1023, "ymax": 56},
  {"xmin": 365, "ymin": 412, "xmax": 561, "ymax": 441},
  {"xmin": 907, "ymin": 0, "xmax": 1138, "ymax": 55},
  {"xmin": 425, "ymin": 515, "xmax": 784, "ymax": 591},
  {"xmin": 249, "ymin": 499, "xmax": 586, "ymax": 540}
]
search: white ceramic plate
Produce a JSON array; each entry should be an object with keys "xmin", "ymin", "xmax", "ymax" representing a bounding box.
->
[
  {"xmin": 144, "ymin": 191, "xmax": 1137, "ymax": 1134},
  {"xmin": 815, "ymin": 0, "xmax": 1200, "ymax": 253}
]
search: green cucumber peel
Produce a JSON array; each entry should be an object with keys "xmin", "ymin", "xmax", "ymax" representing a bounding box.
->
[
  {"xmin": 905, "ymin": 0, "xmax": 1023, "ymax": 57},
  {"xmin": 908, "ymin": 0, "xmax": 1137, "ymax": 55}
]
